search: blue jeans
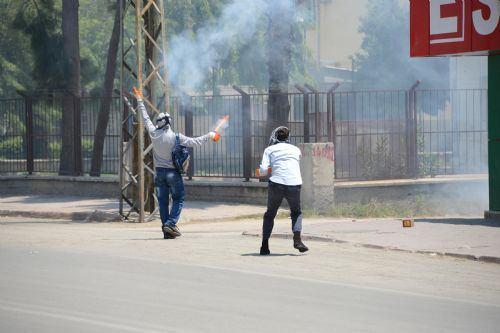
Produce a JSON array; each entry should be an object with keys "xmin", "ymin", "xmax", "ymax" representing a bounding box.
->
[{"xmin": 155, "ymin": 168, "xmax": 185, "ymax": 227}]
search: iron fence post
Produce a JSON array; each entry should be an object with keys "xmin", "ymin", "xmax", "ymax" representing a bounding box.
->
[
  {"xmin": 327, "ymin": 83, "xmax": 340, "ymax": 179},
  {"xmin": 233, "ymin": 86, "xmax": 252, "ymax": 181},
  {"xmin": 413, "ymin": 87, "xmax": 419, "ymax": 176},
  {"xmin": 183, "ymin": 97, "xmax": 194, "ymax": 180},
  {"xmin": 295, "ymin": 85, "xmax": 309, "ymax": 143},
  {"xmin": 305, "ymin": 84, "xmax": 321, "ymax": 142},
  {"xmin": 406, "ymin": 81, "xmax": 420, "ymax": 178},
  {"xmin": 73, "ymin": 94, "xmax": 83, "ymax": 176},
  {"xmin": 327, "ymin": 83, "xmax": 340, "ymax": 143},
  {"xmin": 25, "ymin": 96, "xmax": 34, "ymax": 174},
  {"xmin": 17, "ymin": 91, "xmax": 34, "ymax": 174}
]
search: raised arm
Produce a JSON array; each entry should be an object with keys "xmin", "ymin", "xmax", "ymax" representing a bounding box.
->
[
  {"xmin": 137, "ymin": 99, "xmax": 156, "ymax": 134},
  {"xmin": 132, "ymin": 87, "xmax": 156, "ymax": 134}
]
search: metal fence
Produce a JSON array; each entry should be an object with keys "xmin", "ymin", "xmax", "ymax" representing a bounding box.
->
[
  {"xmin": 0, "ymin": 88, "xmax": 488, "ymax": 180},
  {"xmin": 0, "ymin": 95, "xmax": 121, "ymax": 175}
]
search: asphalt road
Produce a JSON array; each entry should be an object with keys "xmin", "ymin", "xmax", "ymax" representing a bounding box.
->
[{"xmin": 1, "ymin": 245, "xmax": 498, "ymax": 333}]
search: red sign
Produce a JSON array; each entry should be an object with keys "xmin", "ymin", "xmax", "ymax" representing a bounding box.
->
[{"xmin": 410, "ymin": 0, "xmax": 500, "ymax": 57}]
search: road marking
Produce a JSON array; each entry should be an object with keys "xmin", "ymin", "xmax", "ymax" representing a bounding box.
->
[{"xmin": 0, "ymin": 301, "xmax": 168, "ymax": 333}]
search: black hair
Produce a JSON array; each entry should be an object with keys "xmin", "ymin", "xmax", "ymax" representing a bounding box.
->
[{"xmin": 276, "ymin": 127, "xmax": 289, "ymax": 141}]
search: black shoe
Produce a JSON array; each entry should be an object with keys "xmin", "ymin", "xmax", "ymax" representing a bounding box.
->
[
  {"xmin": 163, "ymin": 231, "xmax": 176, "ymax": 239},
  {"xmin": 260, "ymin": 239, "xmax": 270, "ymax": 255},
  {"xmin": 171, "ymin": 225, "xmax": 182, "ymax": 237},
  {"xmin": 163, "ymin": 224, "xmax": 182, "ymax": 237},
  {"xmin": 293, "ymin": 232, "xmax": 309, "ymax": 253}
]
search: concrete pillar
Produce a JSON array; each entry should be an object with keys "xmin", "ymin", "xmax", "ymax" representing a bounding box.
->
[
  {"xmin": 486, "ymin": 54, "xmax": 500, "ymax": 221},
  {"xmin": 299, "ymin": 142, "xmax": 335, "ymax": 212}
]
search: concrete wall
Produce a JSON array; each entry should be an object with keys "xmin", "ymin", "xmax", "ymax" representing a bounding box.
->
[
  {"xmin": 335, "ymin": 177, "xmax": 488, "ymax": 209},
  {"xmin": 185, "ymin": 181, "xmax": 267, "ymax": 205},
  {"xmin": 299, "ymin": 142, "xmax": 335, "ymax": 212},
  {"xmin": 0, "ymin": 158, "xmax": 119, "ymax": 174},
  {"xmin": 0, "ymin": 175, "xmax": 120, "ymax": 198}
]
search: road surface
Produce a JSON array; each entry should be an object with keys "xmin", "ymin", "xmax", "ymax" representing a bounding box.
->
[{"xmin": 0, "ymin": 216, "xmax": 499, "ymax": 332}]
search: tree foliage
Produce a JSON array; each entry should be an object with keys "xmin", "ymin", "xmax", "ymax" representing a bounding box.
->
[
  {"xmin": 79, "ymin": 0, "xmax": 116, "ymax": 94},
  {"xmin": 12, "ymin": 0, "xmax": 67, "ymax": 91},
  {"xmin": 0, "ymin": 1, "xmax": 35, "ymax": 95},
  {"xmin": 0, "ymin": 0, "xmax": 115, "ymax": 97},
  {"xmin": 164, "ymin": 0, "xmax": 311, "ymax": 92},
  {"xmin": 353, "ymin": 0, "xmax": 449, "ymax": 90},
  {"xmin": 0, "ymin": 0, "xmax": 312, "ymax": 97}
]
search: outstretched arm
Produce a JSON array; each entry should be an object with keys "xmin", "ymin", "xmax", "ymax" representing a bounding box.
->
[
  {"xmin": 178, "ymin": 133, "xmax": 213, "ymax": 147},
  {"xmin": 132, "ymin": 87, "xmax": 156, "ymax": 134}
]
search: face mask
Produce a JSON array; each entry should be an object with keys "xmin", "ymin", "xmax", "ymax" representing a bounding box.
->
[
  {"xmin": 156, "ymin": 112, "xmax": 171, "ymax": 130},
  {"xmin": 269, "ymin": 126, "xmax": 290, "ymax": 146}
]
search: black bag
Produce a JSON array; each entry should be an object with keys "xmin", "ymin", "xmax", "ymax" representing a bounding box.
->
[{"xmin": 172, "ymin": 133, "xmax": 190, "ymax": 174}]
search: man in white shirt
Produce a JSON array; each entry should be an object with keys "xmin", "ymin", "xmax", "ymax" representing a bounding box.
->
[{"xmin": 258, "ymin": 126, "xmax": 308, "ymax": 255}]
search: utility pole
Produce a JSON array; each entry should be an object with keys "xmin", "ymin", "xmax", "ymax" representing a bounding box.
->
[{"xmin": 119, "ymin": 0, "xmax": 170, "ymax": 222}]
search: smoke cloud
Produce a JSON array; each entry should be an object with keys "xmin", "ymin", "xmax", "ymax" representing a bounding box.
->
[{"xmin": 166, "ymin": 0, "xmax": 296, "ymax": 93}]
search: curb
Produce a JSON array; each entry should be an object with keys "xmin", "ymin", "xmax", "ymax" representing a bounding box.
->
[
  {"xmin": 241, "ymin": 232, "xmax": 500, "ymax": 264},
  {"xmin": 0, "ymin": 209, "xmax": 262, "ymax": 224},
  {"xmin": 184, "ymin": 213, "xmax": 264, "ymax": 224},
  {"xmin": 484, "ymin": 210, "xmax": 500, "ymax": 222},
  {"xmin": 0, "ymin": 210, "xmax": 121, "ymax": 222},
  {"xmin": 0, "ymin": 210, "xmax": 263, "ymax": 224}
]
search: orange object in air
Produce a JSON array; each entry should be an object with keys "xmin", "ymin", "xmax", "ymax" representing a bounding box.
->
[
  {"xmin": 212, "ymin": 115, "xmax": 229, "ymax": 142},
  {"xmin": 212, "ymin": 132, "xmax": 221, "ymax": 142},
  {"xmin": 132, "ymin": 86, "xmax": 143, "ymax": 99},
  {"xmin": 214, "ymin": 115, "xmax": 230, "ymax": 133}
]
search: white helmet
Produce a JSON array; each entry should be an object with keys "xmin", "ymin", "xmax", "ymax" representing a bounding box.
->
[{"xmin": 155, "ymin": 112, "xmax": 171, "ymax": 130}]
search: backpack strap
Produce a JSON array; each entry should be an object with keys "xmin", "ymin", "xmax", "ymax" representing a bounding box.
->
[{"xmin": 175, "ymin": 133, "xmax": 180, "ymax": 145}]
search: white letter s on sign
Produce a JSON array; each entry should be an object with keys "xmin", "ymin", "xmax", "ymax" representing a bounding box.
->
[{"xmin": 473, "ymin": 0, "xmax": 500, "ymax": 35}]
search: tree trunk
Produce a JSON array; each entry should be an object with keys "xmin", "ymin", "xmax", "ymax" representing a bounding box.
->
[
  {"xmin": 59, "ymin": 0, "xmax": 81, "ymax": 176},
  {"xmin": 266, "ymin": 0, "xmax": 293, "ymax": 138},
  {"xmin": 143, "ymin": 0, "xmax": 163, "ymax": 213},
  {"xmin": 90, "ymin": 0, "xmax": 121, "ymax": 177}
]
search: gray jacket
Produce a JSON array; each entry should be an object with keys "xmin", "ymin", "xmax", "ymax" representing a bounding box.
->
[{"xmin": 138, "ymin": 99, "xmax": 211, "ymax": 169}]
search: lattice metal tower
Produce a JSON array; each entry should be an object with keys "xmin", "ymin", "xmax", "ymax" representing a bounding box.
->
[{"xmin": 119, "ymin": 0, "xmax": 169, "ymax": 222}]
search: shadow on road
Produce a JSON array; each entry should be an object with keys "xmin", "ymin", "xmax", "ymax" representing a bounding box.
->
[
  {"xmin": 101, "ymin": 238, "xmax": 166, "ymax": 241},
  {"xmin": 0, "ymin": 220, "xmax": 98, "ymax": 225},
  {"xmin": 241, "ymin": 253, "xmax": 301, "ymax": 257}
]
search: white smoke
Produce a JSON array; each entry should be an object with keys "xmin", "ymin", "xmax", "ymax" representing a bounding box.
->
[{"xmin": 166, "ymin": 0, "xmax": 295, "ymax": 93}]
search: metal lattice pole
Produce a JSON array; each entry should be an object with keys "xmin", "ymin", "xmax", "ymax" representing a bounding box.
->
[{"xmin": 119, "ymin": 0, "xmax": 170, "ymax": 222}]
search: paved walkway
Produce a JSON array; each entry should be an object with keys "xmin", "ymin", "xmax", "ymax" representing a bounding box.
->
[
  {"xmin": 0, "ymin": 195, "xmax": 265, "ymax": 222},
  {"xmin": 256, "ymin": 217, "xmax": 500, "ymax": 262}
]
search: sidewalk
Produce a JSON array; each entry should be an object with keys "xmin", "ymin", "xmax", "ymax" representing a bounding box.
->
[
  {"xmin": 2, "ymin": 195, "xmax": 499, "ymax": 264},
  {"xmin": 243, "ymin": 217, "xmax": 500, "ymax": 263},
  {"xmin": 0, "ymin": 195, "xmax": 265, "ymax": 222}
]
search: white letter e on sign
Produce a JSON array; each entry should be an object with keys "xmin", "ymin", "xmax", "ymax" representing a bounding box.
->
[{"xmin": 473, "ymin": 0, "xmax": 500, "ymax": 35}]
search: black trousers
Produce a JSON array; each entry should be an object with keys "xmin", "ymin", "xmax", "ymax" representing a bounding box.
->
[{"xmin": 262, "ymin": 181, "xmax": 302, "ymax": 240}]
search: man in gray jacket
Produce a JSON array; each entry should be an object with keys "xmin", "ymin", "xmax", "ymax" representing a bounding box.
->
[{"xmin": 133, "ymin": 87, "xmax": 216, "ymax": 239}]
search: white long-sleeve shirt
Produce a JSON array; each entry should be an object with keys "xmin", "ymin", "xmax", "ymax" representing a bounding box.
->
[
  {"xmin": 138, "ymin": 99, "xmax": 211, "ymax": 169},
  {"xmin": 259, "ymin": 142, "xmax": 302, "ymax": 186}
]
